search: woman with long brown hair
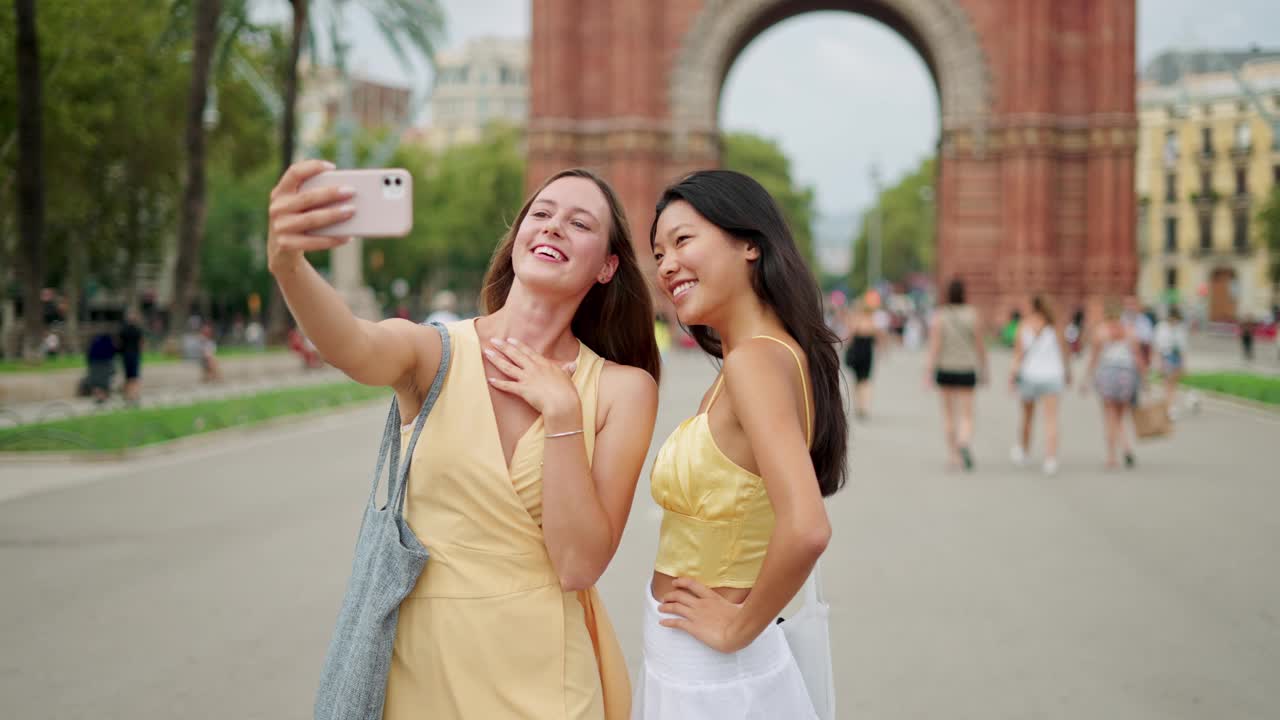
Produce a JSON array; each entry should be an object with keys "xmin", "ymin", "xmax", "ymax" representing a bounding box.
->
[
  {"xmin": 268, "ymin": 161, "xmax": 660, "ymax": 718},
  {"xmin": 639, "ymin": 170, "xmax": 845, "ymax": 718},
  {"xmin": 1010, "ymin": 295, "xmax": 1071, "ymax": 476}
]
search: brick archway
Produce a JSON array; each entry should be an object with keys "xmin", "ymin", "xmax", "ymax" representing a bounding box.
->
[{"xmin": 529, "ymin": 0, "xmax": 1139, "ymax": 315}]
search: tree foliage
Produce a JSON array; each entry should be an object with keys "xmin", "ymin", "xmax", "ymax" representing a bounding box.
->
[
  {"xmin": 360, "ymin": 126, "xmax": 525, "ymax": 307},
  {"xmin": 1259, "ymin": 185, "xmax": 1280, "ymax": 290},
  {"xmin": 721, "ymin": 131, "xmax": 816, "ymax": 267},
  {"xmin": 849, "ymin": 156, "xmax": 937, "ymax": 291}
]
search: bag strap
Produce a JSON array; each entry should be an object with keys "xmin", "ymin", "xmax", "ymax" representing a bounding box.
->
[
  {"xmin": 367, "ymin": 321, "xmax": 453, "ymax": 513},
  {"xmin": 802, "ymin": 558, "xmax": 827, "ymax": 606},
  {"xmin": 392, "ymin": 321, "xmax": 452, "ymax": 514}
]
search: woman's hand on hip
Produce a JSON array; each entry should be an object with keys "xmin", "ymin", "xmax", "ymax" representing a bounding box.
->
[
  {"xmin": 484, "ymin": 337, "xmax": 581, "ymax": 422},
  {"xmin": 658, "ymin": 577, "xmax": 751, "ymax": 654}
]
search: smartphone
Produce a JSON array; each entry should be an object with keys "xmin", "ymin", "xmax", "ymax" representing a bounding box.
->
[{"xmin": 298, "ymin": 168, "xmax": 413, "ymax": 238}]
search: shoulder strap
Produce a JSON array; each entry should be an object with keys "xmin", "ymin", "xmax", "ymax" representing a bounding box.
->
[
  {"xmin": 369, "ymin": 321, "xmax": 453, "ymax": 515},
  {"xmin": 704, "ymin": 374, "xmax": 726, "ymax": 412},
  {"xmin": 751, "ymin": 335, "xmax": 812, "ymax": 447}
]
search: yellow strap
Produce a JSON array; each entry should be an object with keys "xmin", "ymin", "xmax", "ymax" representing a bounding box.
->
[
  {"xmin": 704, "ymin": 374, "xmax": 726, "ymax": 412},
  {"xmin": 751, "ymin": 336, "xmax": 813, "ymax": 446}
]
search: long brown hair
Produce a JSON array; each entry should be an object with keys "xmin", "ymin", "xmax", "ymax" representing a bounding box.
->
[
  {"xmin": 1032, "ymin": 294, "xmax": 1056, "ymax": 325},
  {"xmin": 650, "ymin": 170, "xmax": 847, "ymax": 497},
  {"xmin": 481, "ymin": 168, "xmax": 661, "ymax": 381}
]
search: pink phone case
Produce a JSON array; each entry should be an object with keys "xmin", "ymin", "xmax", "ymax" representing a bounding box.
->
[{"xmin": 298, "ymin": 168, "xmax": 413, "ymax": 238}]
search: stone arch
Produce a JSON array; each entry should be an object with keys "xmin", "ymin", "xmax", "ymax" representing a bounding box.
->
[
  {"xmin": 669, "ymin": 0, "xmax": 993, "ymax": 149},
  {"xmin": 527, "ymin": 0, "xmax": 1139, "ymax": 315}
]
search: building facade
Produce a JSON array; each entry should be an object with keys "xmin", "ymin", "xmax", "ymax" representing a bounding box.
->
[
  {"xmin": 1137, "ymin": 50, "xmax": 1280, "ymax": 323},
  {"xmin": 296, "ymin": 63, "xmax": 414, "ymax": 153},
  {"xmin": 417, "ymin": 37, "xmax": 528, "ymax": 150}
]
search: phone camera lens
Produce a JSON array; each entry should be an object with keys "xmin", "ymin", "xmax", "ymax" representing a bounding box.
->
[
  {"xmin": 394, "ymin": 177, "xmax": 402, "ymax": 186},
  {"xmin": 383, "ymin": 177, "xmax": 391, "ymax": 186}
]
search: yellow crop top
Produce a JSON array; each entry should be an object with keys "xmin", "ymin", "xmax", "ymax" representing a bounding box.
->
[{"xmin": 650, "ymin": 336, "xmax": 812, "ymax": 588}]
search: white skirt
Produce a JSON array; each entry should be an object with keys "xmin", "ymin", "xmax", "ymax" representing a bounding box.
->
[{"xmin": 632, "ymin": 584, "xmax": 817, "ymax": 720}]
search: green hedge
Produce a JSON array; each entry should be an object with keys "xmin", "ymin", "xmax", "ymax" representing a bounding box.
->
[
  {"xmin": 0, "ymin": 381, "xmax": 387, "ymax": 452},
  {"xmin": 1180, "ymin": 372, "xmax": 1280, "ymax": 406}
]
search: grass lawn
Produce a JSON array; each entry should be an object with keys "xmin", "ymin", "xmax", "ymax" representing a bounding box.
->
[
  {"xmin": 0, "ymin": 347, "xmax": 286, "ymax": 374},
  {"xmin": 1180, "ymin": 372, "xmax": 1280, "ymax": 406},
  {"xmin": 0, "ymin": 381, "xmax": 388, "ymax": 452}
]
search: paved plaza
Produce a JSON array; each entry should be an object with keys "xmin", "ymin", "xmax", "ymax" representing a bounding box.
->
[{"xmin": 1, "ymin": 344, "xmax": 1277, "ymax": 719}]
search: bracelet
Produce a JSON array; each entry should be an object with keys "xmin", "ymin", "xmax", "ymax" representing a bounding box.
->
[{"xmin": 545, "ymin": 429, "xmax": 584, "ymax": 439}]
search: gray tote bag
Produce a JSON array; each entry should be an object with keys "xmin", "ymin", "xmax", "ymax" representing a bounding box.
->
[{"xmin": 314, "ymin": 322, "xmax": 451, "ymax": 720}]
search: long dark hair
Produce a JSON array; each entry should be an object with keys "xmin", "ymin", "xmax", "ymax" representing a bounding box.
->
[
  {"xmin": 482, "ymin": 168, "xmax": 661, "ymax": 381},
  {"xmin": 650, "ymin": 170, "xmax": 847, "ymax": 497}
]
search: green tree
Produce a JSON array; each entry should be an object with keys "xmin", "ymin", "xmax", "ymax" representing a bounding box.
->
[
  {"xmin": 1259, "ymin": 185, "xmax": 1280, "ymax": 299},
  {"xmin": 721, "ymin": 131, "xmax": 816, "ymax": 266},
  {"xmin": 361, "ymin": 127, "xmax": 524, "ymax": 305},
  {"xmin": 849, "ymin": 156, "xmax": 937, "ymax": 291},
  {"xmin": 266, "ymin": 0, "xmax": 446, "ymax": 339},
  {"xmin": 12, "ymin": 0, "xmax": 44, "ymax": 358},
  {"xmin": 168, "ymin": 0, "xmax": 224, "ymax": 338},
  {"xmin": 1, "ymin": 0, "xmax": 191, "ymax": 353}
]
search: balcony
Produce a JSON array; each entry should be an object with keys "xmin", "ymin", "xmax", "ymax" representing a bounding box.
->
[
  {"xmin": 1196, "ymin": 147, "xmax": 1215, "ymax": 168},
  {"xmin": 1190, "ymin": 190, "xmax": 1219, "ymax": 210},
  {"xmin": 1230, "ymin": 144, "xmax": 1252, "ymax": 163}
]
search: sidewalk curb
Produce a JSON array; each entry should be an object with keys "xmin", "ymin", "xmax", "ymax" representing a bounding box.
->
[
  {"xmin": 1189, "ymin": 388, "xmax": 1280, "ymax": 418},
  {"xmin": 0, "ymin": 398, "xmax": 387, "ymax": 464}
]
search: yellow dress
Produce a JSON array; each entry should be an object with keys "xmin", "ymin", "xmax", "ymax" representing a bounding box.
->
[{"xmin": 384, "ymin": 319, "xmax": 629, "ymax": 719}]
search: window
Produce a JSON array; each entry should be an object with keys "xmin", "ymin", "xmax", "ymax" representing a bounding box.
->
[
  {"xmin": 1165, "ymin": 173, "xmax": 1177, "ymax": 202},
  {"xmin": 1199, "ymin": 213, "xmax": 1213, "ymax": 250},
  {"xmin": 1233, "ymin": 211, "xmax": 1249, "ymax": 250},
  {"xmin": 1165, "ymin": 217, "xmax": 1178, "ymax": 252},
  {"xmin": 1236, "ymin": 168, "xmax": 1248, "ymax": 195},
  {"xmin": 1200, "ymin": 170, "xmax": 1212, "ymax": 195},
  {"xmin": 1274, "ymin": 164, "xmax": 1280, "ymax": 185},
  {"xmin": 1201, "ymin": 127, "xmax": 1213, "ymax": 154},
  {"xmin": 1235, "ymin": 122, "xmax": 1251, "ymax": 149},
  {"xmin": 500, "ymin": 66, "xmax": 513, "ymax": 84},
  {"xmin": 1163, "ymin": 131, "xmax": 1178, "ymax": 169},
  {"xmin": 1201, "ymin": 104, "xmax": 1212, "ymax": 117},
  {"xmin": 477, "ymin": 98, "xmax": 489, "ymax": 118},
  {"xmin": 1166, "ymin": 267, "xmax": 1179, "ymax": 290}
]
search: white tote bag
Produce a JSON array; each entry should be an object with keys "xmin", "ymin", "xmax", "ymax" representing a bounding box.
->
[{"xmin": 781, "ymin": 562, "xmax": 836, "ymax": 720}]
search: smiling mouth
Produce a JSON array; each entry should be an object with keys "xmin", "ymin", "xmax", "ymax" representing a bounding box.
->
[
  {"xmin": 671, "ymin": 280, "xmax": 698, "ymax": 300},
  {"xmin": 532, "ymin": 244, "xmax": 568, "ymax": 262}
]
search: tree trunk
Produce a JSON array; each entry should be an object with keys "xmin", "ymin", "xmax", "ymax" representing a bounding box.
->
[
  {"xmin": 169, "ymin": 0, "xmax": 222, "ymax": 339},
  {"xmin": 14, "ymin": 0, "xmax": 45, "ymax": 361},
  {"xmin": 266, "ymin": 0, "xmax": 308, "ymax": 343},
  {"xmin": 63, "ymin": 237, "xmax": 84, "ymax": 355}
]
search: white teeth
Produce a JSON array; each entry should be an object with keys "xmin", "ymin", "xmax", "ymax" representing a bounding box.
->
[
  {"xmin": 672, "ymin": 280, "xmax": 697, "ymax": 298},
  {"xmin": 533, "ymin": 245, "xmax": 566, "ymax": 261}
]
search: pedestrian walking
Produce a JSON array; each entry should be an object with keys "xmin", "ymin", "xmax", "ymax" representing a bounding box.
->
[
  {"xmin": 270, "ymin": 161, "xmax": 659, "ymax": 719},
  {"xmin": 640, "ymin": 170, "xmax": 843, "ymax": 719},
  {"xmin": 926, "ymin": 278, "xmax": 988, "ymax": 471},
  {"xmin": 1153, "ymin": 306, "xmax": 1191, "ymax": 417},
  {"xmin": 118, "ymin": 311, "xmax": 144, "ymax": 405},
  {"xmin": 1240, "ymin": 315, "xmax": 1257, "ymax": 363},
  {"xmin": 83, "ymin": 331, "xmax": 117, "ymax": 404},
  {"xmin": 1123, "ymin": 296, "xmax": 1154, "ymax": 369},
  {"xmin": 1082, "ymin": 299, "xmax": 1145, "ymax": 470},
  {"xmin": 1010, "ymin": 295, "xmax": 1071, "ymax": 476},
  {"xmin": 843, "ymin": 298, "xmax": 881, "ymax": 420}
]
